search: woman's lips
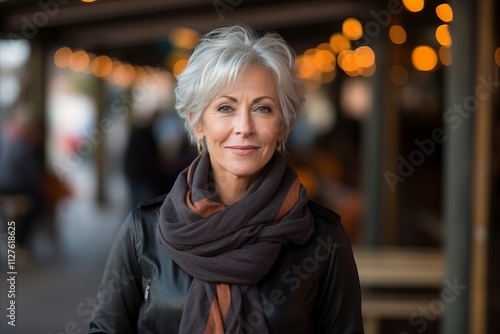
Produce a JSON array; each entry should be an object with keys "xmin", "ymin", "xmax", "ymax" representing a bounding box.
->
[{"xmin": 226, "ymin": 145, "xmax": 259, "ymax": 155}]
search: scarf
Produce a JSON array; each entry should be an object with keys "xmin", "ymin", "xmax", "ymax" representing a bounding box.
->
[{"xmin": 157, "ymin": 153, "xmax": 314, "ymax": 333}]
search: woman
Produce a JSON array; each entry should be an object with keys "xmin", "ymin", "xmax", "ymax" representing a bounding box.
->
[{"xmin": 89, "ymin": 25, "xmax": 364, "ymax": 334}]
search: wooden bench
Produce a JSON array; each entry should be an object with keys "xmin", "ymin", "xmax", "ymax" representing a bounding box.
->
[{"xmin": 353, "ymin": 247, "xmax": 444, "ymax": 334}]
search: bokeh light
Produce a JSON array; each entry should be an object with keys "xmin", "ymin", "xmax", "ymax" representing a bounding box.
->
[
  {"xmin": 436, "ymin": 24, "xmax": 452, "ymax": 46},
  {"xmin": 329, "ymin": 33, "xmax": 351, "ymax": 54},
  {"xmin": 439, "ymin": 46, "xmax": 452, "ymax": 66},
  {"xmin": 338, "ymin": 50, "xmax": 361, "ymax": 74},
  {"xmin": 169, "ymin": 26, "xmax": 200, "ymax": 50},
  {"xmin": 390, "ymin": 65, "xmax": 409, "ymax": 85},
  {"xmin": 173, "ymin": 58, "xmax": 188, "ymax": 77},
  {"xmin": 296, "ymin": 55, "xmax": 316, "ymax": 80},
  {"xmin": 389, "ymin": 25, "xmax": 407, "ymax": 44},
  {"xmin": 412, "ymin": 46, "xmax": 438, "ymax": 71},
  {"xmin": 69, "ymin": 50, "xmax": 90, "ymax": 72},
  {"xmin": 313, "ymin": 49, "xmax": 336, "ymax": 72},
  {"xmin": 436, "ymin": 4, "xmax": 453, "ymax": 22},
  {"xmin": 112, "ymin": 62, "xmax": 136, "ymax": 87},
  {"xmin": 91, "ymin": 55, "xmax": 113, "ymax": 78},
  {"xmin": 355, "ymin": 46, "xmax": 375, "ymax": 68},
  {"xmin": 342, "ymin": 18, "xmax": 363, "ymax": 40},
  {"xmin": 360, "ymin": 63, "xmax": 376, "ymax": 77},
  {"xmin": 321, "ymin": 70, "xmax": 336, "ymax": 84},
  {"xmin": 403, "ymin": 0, "xmax": 424, "ymax": 12},
  {"xmin": 54, "ymin": 47, "xmax": 73, "ymax": 69}
]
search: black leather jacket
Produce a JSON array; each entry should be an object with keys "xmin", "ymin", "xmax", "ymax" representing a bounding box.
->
[{"xmin": 89, "ymin": 196, "xmax": 364, "ymax": 334}]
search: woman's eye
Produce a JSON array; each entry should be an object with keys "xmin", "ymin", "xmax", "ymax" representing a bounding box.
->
[
  {"xmin": 255, "ymin": 105, "xmax": 272, "ymax": 113},
  {"xmin": 217, "ymin": 105, "xmax": 232, "ymax": 113}
]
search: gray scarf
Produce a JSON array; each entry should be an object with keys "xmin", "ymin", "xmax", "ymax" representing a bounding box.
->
[{"xmin": 157, "ymin": 153, "xmax": 314, "ymax": 333}]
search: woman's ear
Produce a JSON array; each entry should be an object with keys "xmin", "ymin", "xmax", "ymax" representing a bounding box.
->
[{"xmin": 189, "ymin": 112, "xmax": 204, "ymax": 139}]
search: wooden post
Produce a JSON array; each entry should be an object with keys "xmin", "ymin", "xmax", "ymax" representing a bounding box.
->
[
  {"xmin": 470, "ymin": 0, "xmax": 494, "ymax": 332},
  {"xmin": 442, "ymin": 0, "xmax": 475, "ymax": 333}
]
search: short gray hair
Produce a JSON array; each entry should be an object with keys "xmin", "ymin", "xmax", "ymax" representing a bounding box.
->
[{"xmin": 175, "ymin": 25, "xmax": 304, "ymax": 144}]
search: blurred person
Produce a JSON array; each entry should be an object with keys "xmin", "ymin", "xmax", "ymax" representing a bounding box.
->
[
  {"xmin": 155, "ymin": 112, "xmax": 198, "ymax": 192},
  {"xmin": 123, "ymin": 110, "xmax": 165, "ymax": 208},
  {"xmin": 313, "ymin": 149, "xmax": 363, "ymax": 242},
  {"xmin": 89, "ymin": 25, "xmax": 363, "ymax": 334},
  {"xmin": 0, "ymin": 103, "xmax": 43, "ymax": 252}
]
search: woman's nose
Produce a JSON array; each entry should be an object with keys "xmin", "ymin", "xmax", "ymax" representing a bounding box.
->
[{"xmin": 234, "ymin": 109, "xmax": 255, "ymax": 136}]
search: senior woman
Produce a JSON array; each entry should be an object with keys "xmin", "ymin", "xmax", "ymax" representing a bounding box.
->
[{"xmin": 89, "ymin": 25, "xmax": 364, "ymax": 334}]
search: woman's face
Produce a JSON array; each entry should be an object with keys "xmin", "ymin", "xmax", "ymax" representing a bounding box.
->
[{"xmin": 194, "ymin": 65, "xmax": 283, "ymax": 186}]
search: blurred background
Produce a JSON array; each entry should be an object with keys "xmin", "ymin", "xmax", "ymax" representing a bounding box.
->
[{"xmin": 0, "ymin": 0, "xmax": 499, "ymax": 333}]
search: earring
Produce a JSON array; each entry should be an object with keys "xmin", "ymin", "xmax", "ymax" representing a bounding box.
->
[
  {"xmin": 277, "ymin": 141, "xmax": 286, "ymax": 155},
  {"xmin": 197, "ymin": 137, "xmax": 204, "ymax": 156}
]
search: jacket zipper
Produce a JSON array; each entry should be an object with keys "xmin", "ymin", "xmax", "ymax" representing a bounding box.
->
[{"xmin": 144, "ymin": 282, "xmax": 151, "ymax": 301}]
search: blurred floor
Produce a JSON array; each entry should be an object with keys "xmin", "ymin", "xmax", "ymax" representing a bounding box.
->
[{"xmin": 0, "ymin": 165, "xmax": 130, "ymax": 333}]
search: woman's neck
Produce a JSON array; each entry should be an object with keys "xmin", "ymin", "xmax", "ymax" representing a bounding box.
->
[
  {"xmin": 209, "ymin": 162, "xmax": 265, "ymax": 206},
  {"xmin": 214, "ymin": 176, "xmax": 253, "ymax": 206}
]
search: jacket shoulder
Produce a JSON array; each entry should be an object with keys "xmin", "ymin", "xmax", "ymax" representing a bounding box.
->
[
  {"xmin": 137, "ymin": 194, "xmax": 167, "ymax": 211},
  {"xmin": 307, "ymin": 199, "xmax": 341, "ymax": 224},
  {"xmin": 126, "ymin": 194, "xmax": 166, "ymax": 232}
]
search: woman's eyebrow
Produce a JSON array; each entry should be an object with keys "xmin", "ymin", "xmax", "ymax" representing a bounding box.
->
[
  {"xmin": 217, "ymin": 95, "xmax": 275, "ymax": 103},
  {"xmin": 253, "ymin": 96, "xmax": 275, "ymax": 103}
]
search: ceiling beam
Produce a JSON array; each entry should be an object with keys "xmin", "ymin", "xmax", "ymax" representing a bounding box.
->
[
  {"xmin": 3, "ymin": 0, "xmax": 208, "ymax": 27},
  {"xmin": 3, "ymin": 1, "xmax": 374, "ymax": 50}
]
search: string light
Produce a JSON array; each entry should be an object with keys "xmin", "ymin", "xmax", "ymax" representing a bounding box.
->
[
  {"xmin": 342, "ymin": 18, "xmax": 363, "ymax": 40},
  {"xmin": 435, "ymin": 24, "xmax": 452, "ymax": 46},
  {"xmin": 439, "ymin": 47, "xmax": 452, "ymax": 66},
  {"xmin": 69, "ymin": 50, "xmax": 90, "ymax": 72},
  {"xmin": 169, "ymin": 27, "xmax": 200, "ymax": 50},
  {"xmin": 402, "ymin": 0, "xmax": 424, "ymax": 12},
  {"xmin": 389, "ymin": 25, "xmax": 407, "ymax": 45},
  {"xmin": 91, "ymin": 55, "xmax": 113, "ymax": 78},
  {"xmin": 412, "ymin": 46, "xmax": 438, "ymax": 71},
  {"xmin": 173, "ymin": 59, "xmax": 189, "ymax": 77},
  {"xmin": 54, "ymin": 47, "xmax": 73, "ymax": 69},
  {"xmin": 53, "ymin": 47, "xmax": 166, "ymax": 88},
  {"xmin": 436, "ymin": 4, "xmax": 453, "ymax": 22},
  {"xmin": 329, "ymin": 33, "xmax": 351, "ymax": 54}
]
